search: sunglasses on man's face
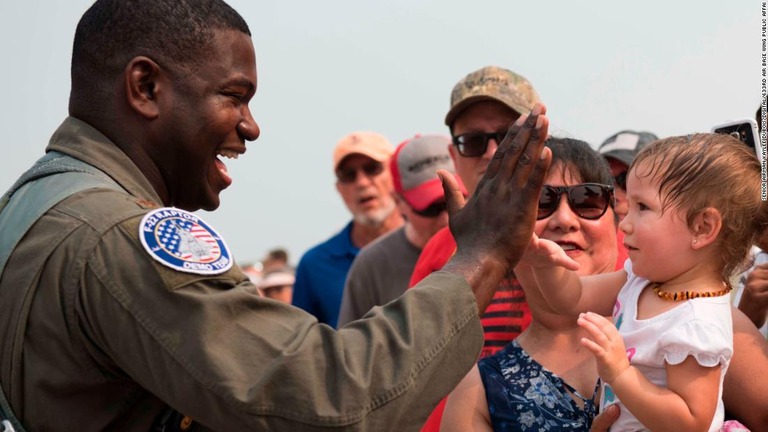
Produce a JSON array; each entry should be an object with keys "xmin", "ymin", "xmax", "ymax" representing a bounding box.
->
[
  {"xmin": 336, "ymin": 161, "xmax": 384, "ymax": 184},
  {"xmin": 411, "ymin": 200, "xmax": 447, "ymax": 218},
  {"xmin": 452, "ymin": 130, "xmax": 507, "ymax": 157},
  {"xmin": 537, "ymin": 183, "xmax": 614, "ymax": 220}
]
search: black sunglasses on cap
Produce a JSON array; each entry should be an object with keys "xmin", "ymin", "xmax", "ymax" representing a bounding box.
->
[
  {"xmin": 411, "ymin": 201, "xmax": 447, "ymax": 218},
  {"xmin": 336, "ymin": 161, "xmax": 384, "ymax": 184},
  {"xmin": 452, "ymin": 130, "xmax": 507, "ymax": 157},
  {"xmin": 537, "ymin": 183, "xmax": 614, "ymax": 220}
]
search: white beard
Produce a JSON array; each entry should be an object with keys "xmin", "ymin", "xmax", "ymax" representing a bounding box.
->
[{"xmin": 353, "ymin": 196, "xmax": 396, "ymax": 227}]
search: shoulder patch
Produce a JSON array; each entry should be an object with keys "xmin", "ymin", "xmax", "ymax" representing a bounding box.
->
[{"xmin": 139, "ymin": 207, "xmax": 233, "ymax": 275}]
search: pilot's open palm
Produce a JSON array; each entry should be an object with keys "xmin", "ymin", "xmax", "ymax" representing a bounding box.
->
[{"xmin": 443, "ymin": 104, "xmax": 552, "ymax": 272}]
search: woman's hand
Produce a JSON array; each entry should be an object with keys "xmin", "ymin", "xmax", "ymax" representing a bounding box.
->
[{"xmin": 590, "ymin": 405, "xmax": 620, "ymax": 431}]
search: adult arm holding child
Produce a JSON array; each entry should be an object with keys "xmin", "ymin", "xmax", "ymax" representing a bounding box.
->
[{"xmin": 737, "ymin": 261, "xmax": 768, "ymax": 330}]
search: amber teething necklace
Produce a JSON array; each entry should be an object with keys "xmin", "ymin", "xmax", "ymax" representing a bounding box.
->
[{"xmin": 650, "ymin": 282, "xmax": 732, "ymax": 301}]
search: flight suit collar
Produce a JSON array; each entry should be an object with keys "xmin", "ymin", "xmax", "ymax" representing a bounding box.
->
[{"xmin": 45, "ymin": 117, "xmax": 162, "ymax": 205}]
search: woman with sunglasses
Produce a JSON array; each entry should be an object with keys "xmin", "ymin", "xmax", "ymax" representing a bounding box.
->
[
  {"xmin": 442, "ymin": 137, "xmax": 620, "ymax": 431},
  {"xmin": 523, "ymin": 134, "xmax": 768, "ymax": 431}
]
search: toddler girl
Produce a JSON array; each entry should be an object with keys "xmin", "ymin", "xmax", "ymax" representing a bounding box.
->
[{"xmin": 524, "ymin": 133, "xmax": 768, "ymax": 431}]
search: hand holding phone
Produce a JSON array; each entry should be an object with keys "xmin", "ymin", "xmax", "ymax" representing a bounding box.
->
[{"xmin": 712, "ymin": 118, "xmax": 763, "ymax": 164}]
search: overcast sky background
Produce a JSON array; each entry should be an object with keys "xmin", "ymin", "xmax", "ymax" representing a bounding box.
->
[{"xmin": 0, "ymin": 1, "xmax": 762, "ymax": 265}]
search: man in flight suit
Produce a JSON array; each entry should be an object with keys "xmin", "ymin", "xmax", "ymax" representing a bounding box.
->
[{"xmin": 0, "ymin": 0, "xmax": 552, "ymax": 430}]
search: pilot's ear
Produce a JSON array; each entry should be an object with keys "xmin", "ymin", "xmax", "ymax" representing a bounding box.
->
[{"xmin": 125, "ymin": 56, "xmax": 162, "ymax": 119}]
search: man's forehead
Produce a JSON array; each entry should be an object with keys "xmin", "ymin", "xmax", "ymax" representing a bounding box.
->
[
  {"xmin": 338, "ymin": 154, "xmax": 380, "ymax": 169},
  {"xmin": 547, "ymin": 161, "xmax": 583, "ymax": 184},
  {"xmin": 193, "ymin": 29, "xmax": 257, "ymax": 84},
  {"xmin": 452, "ymin": 100, "xmax": 518, "ymax": 130}
]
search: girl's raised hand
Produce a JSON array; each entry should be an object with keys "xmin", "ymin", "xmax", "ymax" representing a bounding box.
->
[
  {"xmin": 520, "ymin": 232, "xmax": 580, "ymax": 271},
  {"xmin": 578, "ymin": 311, "xmax": 630, "ymax": 383}
]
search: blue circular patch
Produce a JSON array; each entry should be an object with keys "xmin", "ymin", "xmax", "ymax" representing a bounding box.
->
[{"xmin": 139, "ymin": 207, "xmax": 233, "ymax": 275}]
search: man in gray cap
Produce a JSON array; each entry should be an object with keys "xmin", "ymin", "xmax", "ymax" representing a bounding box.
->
[
  {"xmin": 597, "ymin": 130, "xmax": 659, "ymax": 220},
  {"xmin": 337, "ymin": 134, "xmax": 462, "ymax": 326}
]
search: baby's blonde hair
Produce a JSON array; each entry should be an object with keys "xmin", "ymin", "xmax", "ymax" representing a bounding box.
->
[{"xmin": 631, "ymin": 133, "xmax": 768, "ymax": 282}]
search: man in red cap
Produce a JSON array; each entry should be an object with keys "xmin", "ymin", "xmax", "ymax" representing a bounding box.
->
[{"xmin": 337, "ymin": 134, "xmax": 463, "ymax": 326}]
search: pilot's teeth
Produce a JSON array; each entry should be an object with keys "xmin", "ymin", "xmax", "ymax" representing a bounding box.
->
[{"xmin": 218, "ymin": 150, "xmax": 239, "ymax": 159}]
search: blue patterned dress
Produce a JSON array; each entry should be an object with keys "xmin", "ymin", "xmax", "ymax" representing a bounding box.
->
[{"xmin": 478, "ymin": 340, "xmax": 599, "ymax": 431}]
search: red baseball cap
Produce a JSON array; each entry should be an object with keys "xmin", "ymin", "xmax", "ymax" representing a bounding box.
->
[{"xmin": 390, "ymin": 135, "xmax": 466, "ymax": 211}]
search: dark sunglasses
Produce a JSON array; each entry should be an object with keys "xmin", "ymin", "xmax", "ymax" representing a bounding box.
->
[
  {"xmin": 538, "ymin": 183, "xmax": 614, "ymax": 220},
  {"xmin": 411, "ymin": 201, "xmax": 447, "ymax": 218},
  {"xmin": 336, "ymin": 161, "xmax": 384, "ymax": 184},
  {"xmin": 613, "ymin": 171, "xmax": 627, "ymax": 190},
  {"xmin": 452, "ymin": 130, "xmax": 507, "ymax": 157}
]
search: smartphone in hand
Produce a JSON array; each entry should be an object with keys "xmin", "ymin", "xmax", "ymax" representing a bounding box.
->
[{"xmin": 712, "ymin": 118, "xmax": 763, "ymax": 164}]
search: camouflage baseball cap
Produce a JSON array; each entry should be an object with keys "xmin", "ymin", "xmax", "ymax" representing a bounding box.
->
[{"xmin": 445, "ymin": 65, "xmax": 540, "ymax": 126}]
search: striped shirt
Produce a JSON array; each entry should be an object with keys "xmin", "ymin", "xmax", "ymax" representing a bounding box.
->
[{"xmin": 408, "ymin": 227, "xmax": 531, "ymax": 357}]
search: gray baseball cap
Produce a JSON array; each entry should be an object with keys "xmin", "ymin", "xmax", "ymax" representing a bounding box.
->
[
  {"xmin": 390, "ymin": 134, "xmax": 465, "ymax": 211},
  {"xmin": 598, "ymin": 130, "xmax": 659, "ymax": 167}
]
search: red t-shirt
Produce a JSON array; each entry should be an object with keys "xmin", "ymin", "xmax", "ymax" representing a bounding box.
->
[
  {"xmin": 408, "ymin": 227, "xmax": 532, "ymax": 432},
  {"xmin": 408, "ymin": 227, "xmax": 532, "ymax": 357}
]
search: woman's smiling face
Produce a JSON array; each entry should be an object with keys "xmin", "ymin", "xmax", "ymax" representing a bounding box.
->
[{"xmin": 534, "ymin": 162, "xmax": 618, "ymax": 277}]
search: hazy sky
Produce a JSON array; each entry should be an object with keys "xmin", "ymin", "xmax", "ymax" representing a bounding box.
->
[{"xmin": 0, "ymin": 1, "xmax": 762, "ymax": 265}]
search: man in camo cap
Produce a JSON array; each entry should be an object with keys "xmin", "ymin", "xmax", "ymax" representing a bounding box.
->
[
  {"xmin": 445, "ymin": 66, "xmax": 539, "ymax": 128},
  {"xmin": 409, "ymin": 65, "xmax": 541, "ymax": 432},
  {"xmin": 445, "ymin": 66, "xmax": 540, "ymax": 194}
]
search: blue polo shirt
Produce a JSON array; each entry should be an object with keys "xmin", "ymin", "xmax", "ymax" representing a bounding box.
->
[{"xmin": 291, "ymin": 221, "xmax": 359, "ymax": 327}]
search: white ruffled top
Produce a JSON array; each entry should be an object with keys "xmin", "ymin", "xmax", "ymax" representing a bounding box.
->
[{"xmin": 600, "ymin": 260, "xmax": 733, "ymax": 432}]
